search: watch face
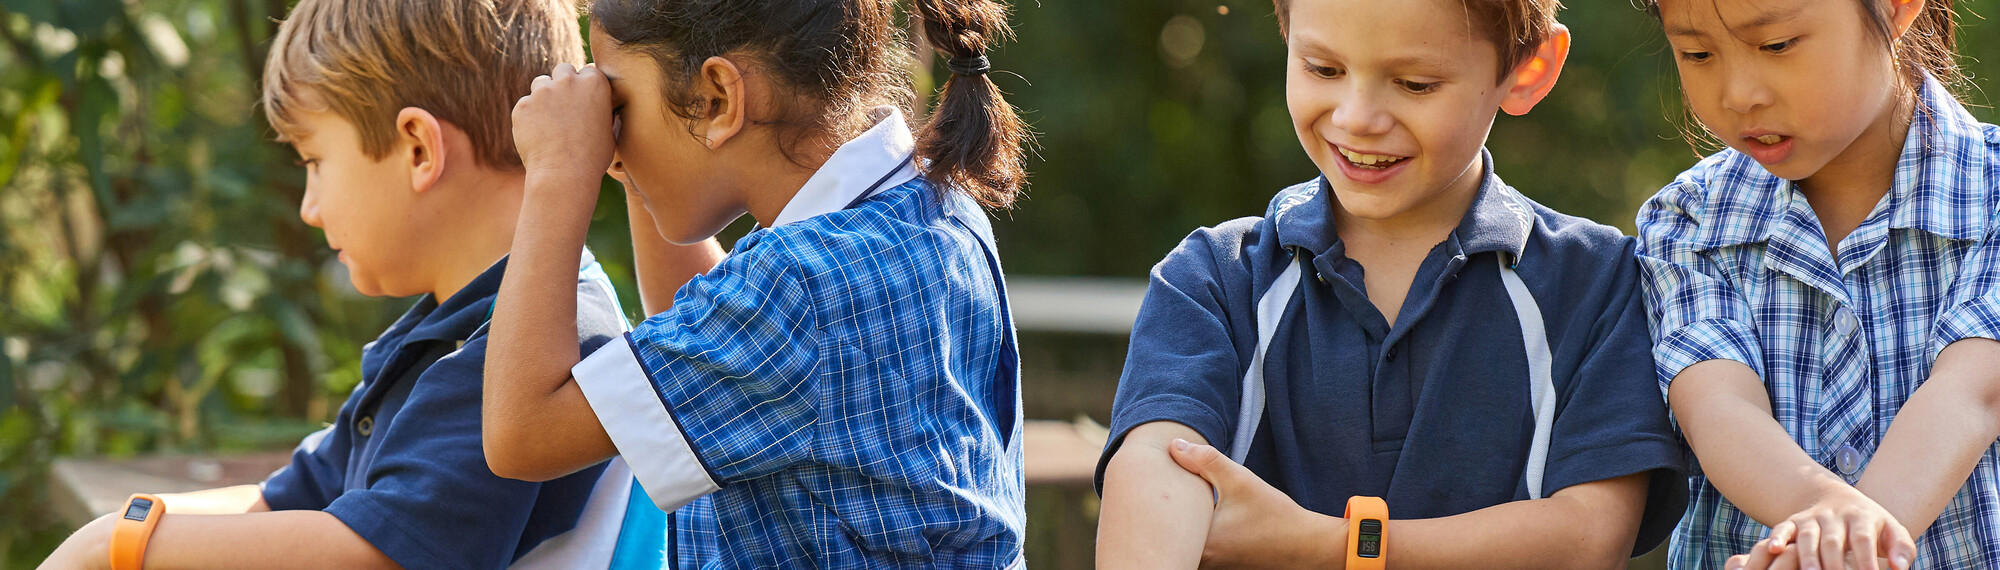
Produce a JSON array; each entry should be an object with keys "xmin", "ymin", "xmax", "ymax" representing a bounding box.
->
[
  {"xmin": 1357, "ymin": 518, "xmax": 1382, "ymax": 558},
  {"xmin": 123, "ymin": 498, "xmax": 154, "ymax": 522}
]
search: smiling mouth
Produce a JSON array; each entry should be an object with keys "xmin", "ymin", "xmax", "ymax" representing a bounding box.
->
[{"xmin": 1337, "ymin": 146, "xmax": 1409, "ymax": 169}]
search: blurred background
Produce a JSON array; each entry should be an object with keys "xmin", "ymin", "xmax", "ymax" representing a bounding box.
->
[{"xmin": 4, "ymin": 0, "xmax": 2000, "ymax": 567}]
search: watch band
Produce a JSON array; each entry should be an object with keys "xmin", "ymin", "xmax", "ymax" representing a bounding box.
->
[
  {"xmin": 1345, "ymin": 495, "xmax": 1387, "ymax": 570},
  {"xmin": 110, "ymin": 493, "xmax": 165, "ymax": 570}
]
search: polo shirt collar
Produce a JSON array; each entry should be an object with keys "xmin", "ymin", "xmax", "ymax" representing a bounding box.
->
[
  {"xmin": 1695, "ymin": 72, "xmax": 1989, "ymax": 250},
  {"xmin": 769, "ymin": 106, "xmax": 919, "ymax": 227},
  {"xmin": 1276, "ymin": 148, "xmax": 1534, "ymax": 263},
  {"xmin": 397, "ymin": 249, "xmax": 596, "ymax": 344}
]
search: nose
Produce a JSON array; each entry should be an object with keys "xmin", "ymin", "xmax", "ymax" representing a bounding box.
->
[
  {"xmin": 298, "ymin": 182, "xmax": 322, "ymax": 228},
  {"xmin": 1328, "ymin": 85, "xmax": 1395, "ymax": 139},
  {"xmin": 606, "ymin": 157, "xmax": 628, "ymax": 182},
  {"xmin": 1719, "ymin": 60, "xmax": 1773, "ymax": 116}
]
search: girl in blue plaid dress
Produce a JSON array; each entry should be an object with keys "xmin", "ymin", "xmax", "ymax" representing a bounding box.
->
[
  {"xmin": 481, "ymin": 1, "xmax": 1032, "ymax": 567},
  {"xmin": 1637, "ymin": 0, "xmax": 2000, "ymax": 568}
]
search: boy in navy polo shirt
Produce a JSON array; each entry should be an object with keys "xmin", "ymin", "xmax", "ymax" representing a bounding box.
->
[
  {"xmin": 1095, "ymin": 0, "xmax": 1686, "ymax": 567},
  {"xmin": 38, "ymin": 0, "xmax": 726, "ymax": 568}
]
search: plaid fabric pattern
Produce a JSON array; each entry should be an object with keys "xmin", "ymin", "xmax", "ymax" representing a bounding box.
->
[
  {"xmin": 629, "ymin": 179, "xmax": 1025, "ymax": 568},
  {"xmin": 1637, "ymin": 75, "xmax": 2000, "ymax": 569}
]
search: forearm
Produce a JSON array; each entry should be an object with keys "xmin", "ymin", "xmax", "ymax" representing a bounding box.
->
[
  {"xmin": 1670, "ymin": 359, "xmax": 1855, "ymax": 526},
  {"xmin": 483, "ymin": 171, "xmax": 615, "ymax": 481},
  {"xmin": 158, "ymin": 485, "xmax": 266, "ymax": 514},
  {"xmin": 1096, "ymin": 421, "xmax": 1215, "ymax": 569},
  {"xmin": 1379, "ymin": 473, "xmax": 1648, "ymax": 569},
  {"xmin": 1857, "ymin": 338, "xmax": 2000, "ymax": 537},
  {"xmin": 625, "ymin": 192, "xmax": 723, "ymax": 315},
  {"xmin": 142, "ymin": 511, "xmax": 395, "ymax": 569}
]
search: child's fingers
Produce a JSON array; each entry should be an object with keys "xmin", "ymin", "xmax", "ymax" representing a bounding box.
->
[
  {"xmin": 1739, "ymin": 539, "xmax": 1780, "ymax": 570},
  {"xmin": 552, "ymin": 62, "xmax": 576, "ymax": 79},
  {"xmin": 1810, "ymin": 514, "xmax": 1847, "ymax": 570},
  {"xmin": 1770, "ymin": 546, "xmax": 1802, "ymax": 570},
  {"xmin": 1793, "ymin": 517, "xmax": 1822, "ymax": 569},
  {"xmin": 1847, "ymin": 521, "xmax": 1879, "ymax": 570},
  {"xmin": 1165, "ymin": 439, "xmax": 1240, "ymax": 491},
  {"xmin": 1881, "ymin": 519, "xmax": 1916, "ymax": 570},
  {"xmin": 1769, "ymin": 520, "xmax": 1796, "ymax": 553}
]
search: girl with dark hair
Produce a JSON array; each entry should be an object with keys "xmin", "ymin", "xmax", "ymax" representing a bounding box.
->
[
  {"xmin": 481, "ymin": 0, "xmax": 1031, "ymax": 566},
  {"xmin": 1636, "ymin": 0, "xmax": 2000, "ymax": 568}
]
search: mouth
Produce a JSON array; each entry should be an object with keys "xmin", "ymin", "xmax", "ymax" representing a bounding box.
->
[
  {"xmin": 1739, "ymin": 131, "xmax": 1796, "ymax": 164},
  {"xmin": 1336, "ymin": 145, "xmax": 1411, "ymax": 170}
]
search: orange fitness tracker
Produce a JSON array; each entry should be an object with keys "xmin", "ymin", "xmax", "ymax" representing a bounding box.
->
[
  {"xmin": 110, "ymin": 493, "xmax": 164, "ymax": 570},
  {"xmin": 1345, "ymin": 495, "xmax": 1387, "ymax": 570}
]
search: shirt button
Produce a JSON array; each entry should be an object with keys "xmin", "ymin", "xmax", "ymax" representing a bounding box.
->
[
  {"xmin": 1834, "ymin": 444, "xmax": 1864, "ymax": 480},
  {"xmin": 1832, "ymin": 308, "xmax": 1859, "ymax": 337},
  {"xmin": 1385, "ymin": 346, "xmax": 1398, "ymax": 362},
  {"xmin": 356, "ymin": 415, "xmax": 374, "ymax": 437}
]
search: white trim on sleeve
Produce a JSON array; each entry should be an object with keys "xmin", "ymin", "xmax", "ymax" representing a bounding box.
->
[{"xmin": 573, "ymin": 337, "xmax": 721, "ymax": 512}]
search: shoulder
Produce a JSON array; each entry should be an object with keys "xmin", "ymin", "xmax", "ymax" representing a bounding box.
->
[{"xmin": 1523, "ymin": 198, "xmax": 1638, "ymax": 272}]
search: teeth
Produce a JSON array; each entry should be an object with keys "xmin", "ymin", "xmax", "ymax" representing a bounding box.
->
[
  {"xmin": 1755, "ymin": 135, "xmax": 1783, "ymax": 145},
  {"xmin": 1338, "ymin": 147, "xmax": 1405, "ymax": 167}
]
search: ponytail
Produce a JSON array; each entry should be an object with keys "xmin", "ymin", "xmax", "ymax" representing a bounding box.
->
[{"xmin": 912, "ymin": 0, "xmax": 1031, "ymax": 210}]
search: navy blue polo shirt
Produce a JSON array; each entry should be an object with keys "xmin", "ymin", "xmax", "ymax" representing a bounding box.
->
[
  {"xmin": 261, "ymin": 252, "xmax": 630, "ymax": 569},
  {"xmin": 1098, "ymin": 152, "xmax": 1687, "ymax": 554}
]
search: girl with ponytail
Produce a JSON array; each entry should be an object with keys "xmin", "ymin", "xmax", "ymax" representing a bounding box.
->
[
  {"xmin": 1635, "ymin": 0, "xmax": 2000, "ymax": 568},
  {"xmin": 482, "ymin": 0, "xmax": 1031, "ymax": 566}
]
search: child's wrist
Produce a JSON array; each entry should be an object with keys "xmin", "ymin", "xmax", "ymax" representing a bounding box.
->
[{"xmin": 1300, "ymin": 513, "xmax": 1349, "ymax": 569}]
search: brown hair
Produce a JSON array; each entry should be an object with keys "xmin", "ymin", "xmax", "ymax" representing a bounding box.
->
[
  {"xmin": 589, "ymin": 0, "xmax": 1030, "ymax": 209},
  {"xmin": 1273, "ymin": 0, "xmax": 1565, "ymax": 83},
  {"xmin": 262, "ymin": 0, "xmax": 586, "ymax": 170},
  {"xmin": 1637, "ymin": 0, "xmax": 1965, "ymax": 99}
]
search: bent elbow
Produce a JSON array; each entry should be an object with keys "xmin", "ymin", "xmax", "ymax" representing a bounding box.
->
[{"xmin": 482, "ymin": 429, "xmax": 555, "ymax": 482}]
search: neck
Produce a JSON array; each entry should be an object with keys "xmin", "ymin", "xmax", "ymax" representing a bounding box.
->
[
  {"xmin": 429, "ymin": 167, "xmax": 526, "ymax": 303},
  {"xmin": 1798, "ymin": 87, "xmax": 1914, "ymax": 211},
  {"xmin": 1334, "ymin": 155, "xmax": 1485, "ymax": 249}
]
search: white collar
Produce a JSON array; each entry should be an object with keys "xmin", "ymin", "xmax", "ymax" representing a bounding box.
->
[{"xmin": 769, "ymin": 106, "xmax": 920, "ymax": 227}]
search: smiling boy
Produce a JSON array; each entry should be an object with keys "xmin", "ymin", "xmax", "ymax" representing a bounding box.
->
[{"xmin": 1093, "ymin": 0, "xmax": 1687, "ymax": 567}]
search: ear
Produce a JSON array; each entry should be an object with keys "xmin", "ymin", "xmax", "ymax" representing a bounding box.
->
[
  {"xmin": 1499, "ymin": 24, "xmax": 1571, "ymax": 117},
  {"xmin": 395, "ymin": 107, "xmax": 449, "ymax": 193},
  {"xmin": 1887, "ymin": 0, "xmax": 1927, "ymax": 39},
  {"xmin": 691, "ymin": 56, "xmax": 749, "ymax": 150}
]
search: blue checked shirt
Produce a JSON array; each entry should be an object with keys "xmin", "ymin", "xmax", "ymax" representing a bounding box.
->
[
  {"xmin": 1638, "ymin": 75, "xmax": 2000, "ymax": 569},
  {"xmin": 571, "ymin": 108, "xmax": 1025, "ymax": 569}
]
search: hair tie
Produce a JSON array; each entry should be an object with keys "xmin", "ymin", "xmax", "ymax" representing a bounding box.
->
[{"xmin": 946, "ymin": 54, "xmax": 991, "ymax": 77}]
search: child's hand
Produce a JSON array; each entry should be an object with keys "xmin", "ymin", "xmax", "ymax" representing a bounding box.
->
[
  {"xmin": 512, "ymin": 62, "xmax": 616, "ymax": 189},
  {"xmin": 1166, "ymin": 438, "xmax": 1342, "ymax": 568},
  {"xmin": 1758, "ymin": 487, "xmax": 1916, "ymax": 570},
  {"xmin": 1727, "ymin": 536, "xmax": 1803, "ymax": 570}
]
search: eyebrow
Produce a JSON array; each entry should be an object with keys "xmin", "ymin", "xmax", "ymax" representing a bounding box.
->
[
  {"xmin": 1290, "ymin": 35, "xmax": 1453, "ymax": 73},
  {"xmin": 1666, "ymin": 3, "xmax": 1806, "ymax": 38}
]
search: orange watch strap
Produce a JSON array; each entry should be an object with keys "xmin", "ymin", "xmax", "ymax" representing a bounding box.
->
[
  {"xmin": 110, "ymin": 493, "xmax": 165, "ymax": 570},
  {"xmin": 1344, "ymin": 495, "xmax": 1387, "ymax": 570}
]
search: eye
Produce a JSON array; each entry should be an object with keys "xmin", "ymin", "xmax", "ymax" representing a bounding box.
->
[
  {"xmin": 1396, "ymin": 79, "xmax": 1440, "ymax": 94},
  {"xmin": 293, "ymin": 158, "xmax": 319, "ymax": 168},
  {"xmin": 611, "ymin": 105, "xmax": 624, "ymax": 141},
  {"xmin": 1302, "ymin": 61, "xmax": 1344, "ymax": 79},
  {"xmin": 1678, "ymin": 50, "xmax": 1712, "ymax": 63},
  {"xmin": 1761, "ymin": 38, "xmax": 1796, "ymax": 53}
]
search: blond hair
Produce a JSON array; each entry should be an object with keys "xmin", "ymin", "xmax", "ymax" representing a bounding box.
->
[{"xmin": 262, "ymin": 0, "xmax": 584, "ymax": 169}]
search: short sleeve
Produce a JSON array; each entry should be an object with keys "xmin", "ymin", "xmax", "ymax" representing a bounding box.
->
[
  {"xmin": 321, "ymin": 341, "xmax": 574, "ymax": 570},
  {"xmin": 1541, "ymin": 240, "xmax": 1688, "ymax": 556},
  {"xmin": 1932, "ymin": 222, "xmax": 2000, "ymax": 355},
  {"xmin": 572, "ymin": 237, "xmax": 821, "ymax": 513},
  {"xmin": 1635, "ymin": 182, "xmax": 1765, "ymax": 393},
  {"xmin": 1093, "ymin": 225, "xmax": 1254, "ymax": 493},
  {"xmin": 260, "ymin": 423, "xmax": 349, "ymax": 511}
]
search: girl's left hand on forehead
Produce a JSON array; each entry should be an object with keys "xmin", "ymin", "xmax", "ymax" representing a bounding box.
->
[{"xmin": 512, "ymin": 62, "xmax": 617, "ymax": 191}]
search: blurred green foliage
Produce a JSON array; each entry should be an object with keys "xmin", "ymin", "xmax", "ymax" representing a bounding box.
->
[{"xmin": 4, "ymin": 0, "xmax": 2000, "ymax": 566}]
